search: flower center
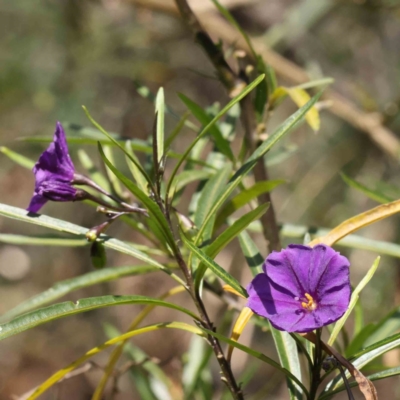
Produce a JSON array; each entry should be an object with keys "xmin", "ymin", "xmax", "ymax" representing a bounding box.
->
[{"xmin": 301, "ymin": 293, "xmax": 317, "ymax": 311}]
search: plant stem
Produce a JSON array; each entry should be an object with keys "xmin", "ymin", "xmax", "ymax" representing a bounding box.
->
[
  {"xmin": 160, "ymin": 199, "xmax": 243, "ymax": 399},
  {"xmin": 310, "ymin": 328, "xmax": 323, "ymax": 400},
  {"xmin": 240, "ymin": 94, "xmax": 281, "ymax": 252}
]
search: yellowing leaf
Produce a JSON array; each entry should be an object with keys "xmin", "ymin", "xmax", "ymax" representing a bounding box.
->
[
  {"xmin": 227, "ymin": 307, "xmax": 254, "ymax": 362},
  {"xmin": 285, "ymin": 87, "xmax": 320, "ymax": 132},
  {"xmin": 309, "ymin": 199, "xmax": 400, "ymax": 247},
  {"xmin": 269, "ymin": 87, "xmax": 320, "ymax": 132}
]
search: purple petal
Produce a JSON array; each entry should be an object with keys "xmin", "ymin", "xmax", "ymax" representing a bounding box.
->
[
  {"xmin": 247, "ymin": 274, "xmax": 299, "ymax": 317},
  {"xmin": 27, "ymin": 194, "xmax": 48, "ymax": 213},
  {"xmin": 32, "ymin": 122, "xmax": 75, "ymax": 186}
]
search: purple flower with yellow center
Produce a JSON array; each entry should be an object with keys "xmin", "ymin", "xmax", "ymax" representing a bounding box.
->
[
  {"xmin": 27, "ymin": 122, "xmax": 82, "ymax": 213},
  {"xmin": 247, "ymin": 244, "xmax": 351, "ymax": 333}
]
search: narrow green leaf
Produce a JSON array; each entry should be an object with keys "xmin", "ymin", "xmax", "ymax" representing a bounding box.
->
[
  {"xmin": 98, "ymin": 144, "xmax": 177, "ymax": 252},
  {"xmin": 346, "ymin": 305, "xmax": 400, "ymax": 357},
  {"xmin": 0, "ymin": 146, "xmax": 35, "ymax": 169},
  {"xmin": 155, "ymin": 87, "xmax": 165, "ymax": 164},
  {"xmin": 125, "ymin": 141, "xmax": 149, "ymax": 194},
  {"xmin": 0, "ymin": 203, "xmax": 183, "ymax": 286},
  {"xmin": 216, "ymin": 179, "xmax": 284, "ymax": 227},
  {"xmin": 178, "ymin": 94, "xmax": 235, "ymax": 162},
  {"xmin": 238, "ymin": 231, "xmax": 264, "ymax": 276},
  {"xmin": 169, "ymin": 170, "xmax": 214, "ymax": 196},
  {"xmin": 165, "ymin": 111, "xmax": 190, "ymax": 150},
  {"xmin": 183, "ymin": 335, "xmax": 213, "ymax": 399},
  {"xmin": 194, "ymin": 164, "xmax": 232, "ymax": 242},
  {"xmin": 134, "ymin": 81, "xmax": 197, "ymax": 132},
  {"xmin": 0, "ymin": 233, "xmax": 87, "ymax": 246},
  {"xmin": 340, "ymin": 172, "xmax": 392, "ymax": 204},
  {"xmin": 103, "ymin": 145, "xmax": 125, "ymax": 198},
  {"xmin": 328, "ymin": 257, "xmax": 380, "ymax": 346},
  {"xmin": 270, "ymin": 326, "xmax": 303, "ymax": 400},
  {"xmin": 207, "ymin": 203, "xmax": 269, "ymax": 259},
  {"xmin": 345, "ymin": 323, "xmax": 376, "ymax": 358},
  {"xmin": 181, "ymin": 233, "xmax": 247, "ymax": 298},
  {"xmin": 82, "ymin": 106, "xmax": 153, "ymax": 188},
  {"xmin": 166, "ymin": 75, "xmax": 265, "ymax": 201},
  {"xmin": 0, "ymin": 265, "xmax": 159, "ymax": 322},
  {"xmin": 0, "ymin": 296, "xmax": 200, "ymax": 341}
]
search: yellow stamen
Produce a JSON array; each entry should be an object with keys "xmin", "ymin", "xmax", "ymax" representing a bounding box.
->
[{"xmin": 301, "ymin": 293, "xmax": 317, "ymax": 311}]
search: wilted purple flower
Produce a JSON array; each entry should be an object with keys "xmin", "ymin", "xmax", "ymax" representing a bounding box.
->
[
  {"xmin": 247, "ymin": 244, "xmax": 351, "ymax": 333},
  {"xmin": 27, "ymin": 122, "xmax": 80, "ymax": 213}
]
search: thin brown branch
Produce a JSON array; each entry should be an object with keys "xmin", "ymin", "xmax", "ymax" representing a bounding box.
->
[{"xmin": 132, "ymin": 0, "xmax": 400, "ymax": 160}]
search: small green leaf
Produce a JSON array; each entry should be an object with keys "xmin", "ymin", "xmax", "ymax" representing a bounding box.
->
[
  {"xmin": 238, "ymin": 231, "xmax": 264, "ymax": 276},
  {"xmin": 0, "ymin": 146, "xmax": 35, "ymax": 169},
  {"xmin": 0, "ymin": 296, "xmax": 200, "ymax": 341},
  {"xmin": 194, "ymin": 164, "xmax": 232, "ymax": 242},
  {"xmin": 340, "ymin": 172, "xmax": 392, "ymax": 204},
  {"xmin": 216, "ymin": 179, "xmax": 284, "ymax": 227},
  {"xmin": 82, "ymin": 106, "xmax": 153, "ymax": 188},
  {"xmin": 125, "ymin": 141, "xmax": 149, "ymax": 194},
  {"xmin": 169, "ymin": 170, "xmax": 214, "ymax": 197},
  {"xmin": 155, "ymin": 87, "xmax": 165, "ymax": 164},
  {"xmin": 103, "ymin": 145, "xmax": 125, "ymax": 198},
  {"xmin": 207, "ymin": 203, "xmax": 269, "ymax": 259},
  {"xmin": 179, "ymin": 94, "xmax": 235, "ymax": 162},
  {"xmin": 181, "ymin": 233, "xmax": 247, "ymax": 298}
]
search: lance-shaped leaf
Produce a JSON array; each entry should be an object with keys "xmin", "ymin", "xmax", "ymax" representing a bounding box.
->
[
  {"xmin": 179, "ymin": 93, "xmax": 235, "ymax": 162},
  {"xmin": 181, "ymin": 233, "xmax": 247, "ymax": 299},
  {"xmin": 0, "ymin": 265, "xmax": 159, "ymax": 322},
  {"xmin": 0, "ymin": 146, "xmax": 35, "ymax": 169},
  {"xmin": 309, "ymin": 198, "xmax": 400, "ymax": 247},
  {"xmin": 0, "ymin": 203, "xmax": 184, "ymax": 286},
  {"xmin": 340, "ymin": 172, "xmax": 392, "ymax": 204},
  {"xmin": 0, "ymin": 296, "xmax": 200, "ymax": 341}
]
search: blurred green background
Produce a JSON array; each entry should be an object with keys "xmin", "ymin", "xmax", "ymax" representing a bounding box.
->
[{"xmin": 1, "ymin": 0, "xmax": 400, "ymax": 398}]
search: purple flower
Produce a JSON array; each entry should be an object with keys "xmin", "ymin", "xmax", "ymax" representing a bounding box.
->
[
  {"xmin": 247, "ymin": 244, "xmax": 351, "ymax": 333},
  {"xmin": 27, "ymin": 122, "xmax": 79, "ymax": 213}
]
